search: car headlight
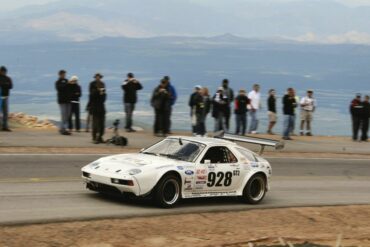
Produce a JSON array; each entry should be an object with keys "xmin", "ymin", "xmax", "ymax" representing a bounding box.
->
[
  {"xmin": 128, "ymin": 169, "xmax": 142, "ymax": 175},
  {"xmin": 88, "ymin": 161, "xmax": 100, "ymax": 168}
]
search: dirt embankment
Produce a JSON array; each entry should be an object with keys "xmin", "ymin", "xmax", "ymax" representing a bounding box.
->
[{"xmin": 1, "ymin": 205, "xmax": 369, "ymax": 247}]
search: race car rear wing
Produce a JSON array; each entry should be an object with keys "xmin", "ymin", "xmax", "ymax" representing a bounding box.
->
[{"xmin": 214, "ymin": 131, "xmax": 284, "ymax": 155}]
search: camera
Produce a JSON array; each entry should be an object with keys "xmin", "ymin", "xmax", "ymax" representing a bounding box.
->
[{"xmin": 113, "ymin": 119, "xmax": 120, "ymax": 127}]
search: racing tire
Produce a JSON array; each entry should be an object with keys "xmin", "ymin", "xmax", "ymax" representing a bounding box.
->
[
  {"xmin": 154, "ymin": 175, "xmax": 181, "ymax": 208},
  {"xmin": 240, "ymin": 174, "xmax": 266, "ymax": 204}
]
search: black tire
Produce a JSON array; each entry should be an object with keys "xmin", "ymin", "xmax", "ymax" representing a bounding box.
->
[
  {"xmin": 240, "ymin": 174, "xmax": 266, "ymax": 204},
  {"xmin": 154, "ymin": 174, "xmax": 181, "ymax": 208}
]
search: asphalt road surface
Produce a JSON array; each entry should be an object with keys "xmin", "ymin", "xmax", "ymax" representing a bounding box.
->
[{"xmin": 0, "ymin": 154, "xmax": 370, "ymax": 225}]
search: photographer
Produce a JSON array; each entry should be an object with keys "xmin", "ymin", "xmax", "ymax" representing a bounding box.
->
[
  {"xmin": 151, "ymin": 79, "xmax": 171, "ymax": 137},
  {"xmin": 89, "ymin": 73, "xmax": 106, "ymax": 144}
]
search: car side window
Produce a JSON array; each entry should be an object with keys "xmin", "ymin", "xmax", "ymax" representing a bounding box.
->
[
  {"xmin": 236, "ymin": 148, "xmax": 257, "ymax": 162},
  {"xmin": 201, "ymin": 146, "xmax": 238, "ymax": 164}
]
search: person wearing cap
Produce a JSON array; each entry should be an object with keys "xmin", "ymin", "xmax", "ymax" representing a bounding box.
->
[
  {"xmin": 189, "ymin": 85, "xmax": 202, "ymax": 135},
  {"xmin": 212, "ymin": 87, "xmax": 229, "ymax": 132},
  {"xmin": 122, "ymin": 72, "xmax": 143, "ymax": 132},
  {"xmin": 350, "ymin": 93, "xmax": 363, "ymax": 141},
  {"xmin": 299, "ymin": 90, "xmax": 317, "ymax": 136},
  {"xmin": 162, "ymin": 76, "xmax": 177, "ymax": 134},
  {"xmin": 222, "ymin": 79, "xmax": 234, "ymax": 131},
  {"xmin": 68, "ymin": 76, "xmax": 82, "ymax": 132},
  {"xmin": 234, "ymin": 89, "xmax": 250, "ymax": 136},
  {"xmin": 361, "ymin": 95, "xmax": 370, "ymax": 142},
  {"xmin": 89, "ymin": 73, "xmax": 107, "ymax": 144},
  {"xmin": 151, "ymin": 79, "xmax": 171, "ymax": 137},
  {"xmin": 248, "ymin": 84, "xmax": 261, "ymax": 134},
  {"xmin": 0, "ymin": 66, "xmax": 13, "ymax": 131},
  {"xmin": 282, "ymin": 88, "xmax": 297, "ymax": 140},
  {"xmin": 267, "ymin": 89, "xmax": 277, "ymax": 135},
  {"xmin": 55, "ymin": 70, "xmax": 72, "ymax": 135}
]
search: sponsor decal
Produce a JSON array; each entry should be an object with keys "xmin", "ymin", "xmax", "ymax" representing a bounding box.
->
[
  {"xmin": 250, "ymin": 162, "xmax": 259, "ymax": 168},
  {"xmin": 184, "ymin": 178, "xmax": 192, "ymax": 184},
  {"xmin": 233, "ymin": 170, "xmax": 240, "ymax": 176},
  {"xmin": 197, "ymin": 175, "xmax": 207, "ymax": 180},
  {"xmin": 196, "ymin": 180, "xmax": 207, "ymax": 185},
  {"xmin": 184, "ymin": 184, "xmax": 193, "ymax": 191},
  {"xmin": 185, "ymin": 170, "xmax": 194, "ymax": 175},
  {"xmin": 196, "ymin": 169, "xmax": 207, "ymax": 175},
  {"xmin": 177, "ymin": 166, "xmax": 184, "ymax": 170}
]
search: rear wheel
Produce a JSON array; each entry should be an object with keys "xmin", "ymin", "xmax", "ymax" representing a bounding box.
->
[
  {"xmin": 154, "ymin": 175, "xmax": 181, "ymax": 208},
  {"xmin": 240, "ymin": 174, "xmax": 266, "ymax": 204}
]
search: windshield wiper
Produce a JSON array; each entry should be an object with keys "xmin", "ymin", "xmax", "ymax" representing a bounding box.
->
[
  {"xmin": 158, "ymin": 153, "xmax": 185, "ymax": 161},
  {"xmin": 142, "ymin": 152, "xmax": 159, "ymax": 156}
]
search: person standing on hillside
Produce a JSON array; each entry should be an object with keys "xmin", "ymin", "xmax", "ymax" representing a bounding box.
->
[
  {"xmin": 189, "ymin": 85, "xmax": 202, "ymax": 135},
  {"xmin": 350, "ymin": 93, "xmax": 363, "ymax": 141},
  {"xmin": 68, "ymin": 76, "xmax": 82, "ymax": 132},
  {"xmin": 248, "ymin": 84, "xmax": 261, "ymax": 134},
  {"xmin": 234, "ymin": 89, "xmax": 250, "ymax": 136},
  {"xmin": 361, "ymin": 95, "xmax": 370, "ymax": 142},
  {"xmin": 89, "ymin": 73, "xmax": 107, "ymax": 144},
  {"xmin": 151, "ymin": 79, "xmax": 171, "ymax": 137},
  {"xmin": 222, "ymin": 79, "xmax": 234, "ymax": 131},
  {"xmin": 212, "ymin": 87, "xmax": 229, "ymax": 132},
  {"xmin": 162, "ymin": 76, "xmax": 177, "ymax": 134},
  {"xmin": 267, "ymin": 89, "xmax": 277, "ymax": 135},
  {"xmin": 0, "ymin": 66, "xmax": 13, "ymax": 132},
  {"xmin": 282, "ymin": 88, "xmax": 297, "ymax": 140},
  {"xmin": 299, "ymin": 90, "xmax": 316, "ymax": 136},
  {"xmin": 55, "ymin": 70, "xmax": 72, "ymax": 135},
  {"xmin": 122, "ymin": 72, "xmax": 143, "ymax": 132}
]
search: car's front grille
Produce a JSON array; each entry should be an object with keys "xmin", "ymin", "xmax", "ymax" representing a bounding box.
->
[{"xmin": 87, "ymin": 181, "xmax": 122, "ymax": 195}]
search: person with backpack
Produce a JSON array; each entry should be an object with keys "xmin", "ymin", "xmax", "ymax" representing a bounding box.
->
[
  {"xmin": 234, "ymin": 89, "xmax": 250, "ymax": 136},
  {"xmin": 68, "ymin": 75, "xmax": 82, "ymax": 132},
  {"xmin": 122, "ymin": 72, "xmax": 143, "ymax": 132},
  {"xmin": 89, "ymin": 73, "xmax": 107, "ymax": 144},
  {"xmin": 151, "ymin": 79, "xmax": 171, "ymax": 137}
]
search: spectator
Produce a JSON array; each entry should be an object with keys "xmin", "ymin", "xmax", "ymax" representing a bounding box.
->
[
  {"xmin": 282, "ymin": 88, "xmax": 297, "ymax": 140},
  {"xmin": 122, "ymin": 72, "xmax": 143, "ymax": 132},
  {"xmin": 199, "ymin": 87, "xmax": 212, "ymax": 136},
  {"xmin": 0, "ymin": 66, "xmax": 13, "ymax": 131},
  {"xmin": 234, "ymin": 89, "xmax": 250, "ymax": 136},
  {"xmin": 189, "ymin": 85, "xmax": 202, "ymax": 135},
  {"xmin": 361, "ymin": 95, "xmax": 370, "ymax": 142},
  {"xmin": 222, "ymin": 79, "xmax": 234, "ymax": 131},
  {"xmin": 151, "ymin": 79, "xmax": 171, "ymax": 137},
  {"xmin": 267, "ymin": 89, "xmax": 277, "ymax": 135},
  {"xmin": 89, "ymin": 73, "xmax": 106, "ymax": 144},
  {"xmin": 350, "ymin": 93, "xmax": 363, "ymax": 141},
  {"xmin": 212, "ymin": 87, "xmax": 229, "ymax": 132},
  {"xmin": 55, "ymin": 70, "xmax": 72, "ymax": 135},
  {"xmin": 248, "ymin": 84, "xmax": 261, "ymax": 134},
  {"xmin": 68, "ymin": 76, "xmax": 82, "ymax": 132},
  {"xmin": 163, "ymin": 76, "xmax": 177, "ymax": 134},
  {"xmin": 300, "ymin": 90, "xmax": 317, "ymax": 136}
]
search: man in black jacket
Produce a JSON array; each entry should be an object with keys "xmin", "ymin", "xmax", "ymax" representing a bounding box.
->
[
  {"xmin": 89, "ymin": 73, "xmax": 106, "ymax": 144},
  {"xmin": 234, "ymin": 89, "xmax": 250, "ymax": 136},
  {"xmin": 68, "ymin": 76, "xmax": 82, "ymax": 132},
  {"xmin": 282, "ymin": 88, "xmax": 297, "ymax": 140},
  {"xmin": 350, "ymin": 93, "xmax": 363, "ymax": 141},
  {"xmin": 267, "ymin": 89, "xmax": 277, "ymax": 135},
  {"xmin": 151, "ymin": 79, "xmax": 170, "ymax": 137},
  {"xmin": 222, "ymin": 79, "xmax": 234, "ymax": 131},
  {"xmin": 0, "ymin": 66, "xmax": 13, "ymax": 131},
  {"xmin": 55, "ymin": 70, "xmax": 72, "ymax": 135},
  {"xmin": 361, "ymin": 95, "xmax": 370, "ymax": 142},
  {"xmin": 189, "ymin": 85, "xmax": 202, "ymax": 135},
  {"xmin": 122, "ymin": 72, "xmax": 142, "ymax": 132}
]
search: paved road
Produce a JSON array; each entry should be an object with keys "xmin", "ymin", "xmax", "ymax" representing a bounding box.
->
[{"xmin": 0, "ymin": 154, "xmax": 370, "ymax": 225}]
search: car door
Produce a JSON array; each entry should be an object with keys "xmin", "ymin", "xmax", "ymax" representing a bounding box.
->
[{"xmin": 194, "ymin": 146, "xmax": 242, "ymax": 195}]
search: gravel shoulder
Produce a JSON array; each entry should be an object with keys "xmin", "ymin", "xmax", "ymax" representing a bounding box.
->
[{"xmin": 1, "ymin": 205, "xmax": 369, "ymax": 247}]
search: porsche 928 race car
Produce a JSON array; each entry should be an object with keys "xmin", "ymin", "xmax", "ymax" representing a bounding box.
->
[{"xmin": 81, "ymin": 132, "xmax": 284, "ymax": 208}]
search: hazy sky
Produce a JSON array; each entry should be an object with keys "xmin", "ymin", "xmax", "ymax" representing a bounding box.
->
[{"xmin": 2, "ymin": 0, "xmax": 370, "ymax": 11}]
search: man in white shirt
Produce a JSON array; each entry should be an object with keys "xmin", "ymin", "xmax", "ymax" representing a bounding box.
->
[
  {"xmin": 300, "ymin": 90, "xmax": 317, "ymax": 136},
  {"xmin": 248, "ymin": 84, "xmax": 261, "ymax": 134}
]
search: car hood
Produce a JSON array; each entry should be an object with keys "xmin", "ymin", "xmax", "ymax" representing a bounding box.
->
[{"xmin": 86, "ymin": 153, "xmax": 187, "ymax": 175}]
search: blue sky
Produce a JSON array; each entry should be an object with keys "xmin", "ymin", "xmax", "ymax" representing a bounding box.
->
[{"xmin": 2, "ymin": 0, "xmax": 370, "ymax": 11}]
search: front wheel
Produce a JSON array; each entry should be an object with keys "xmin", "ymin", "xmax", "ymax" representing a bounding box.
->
[
  {"xmin": 240, "ymin": 174, "xmax": 266, "ymax": 204},
  {"xmin": 154, "ymin": 175, "xmax": 181, "ymax": 208}
]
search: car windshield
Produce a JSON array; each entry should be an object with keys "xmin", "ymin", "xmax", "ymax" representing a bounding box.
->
[{"xmin": 142, "ymin": 138, "xmax": 205, "ymax": 162}]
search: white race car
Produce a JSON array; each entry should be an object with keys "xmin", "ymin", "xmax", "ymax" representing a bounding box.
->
[{"xmin": 81, "ymin": 132, "xmax": 283, "ymax": 208}]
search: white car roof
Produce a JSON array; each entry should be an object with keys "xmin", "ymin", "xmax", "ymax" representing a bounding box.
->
[{"xmin": 167, "ymin": 136, "xmax": 237, "ymax": 147}]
